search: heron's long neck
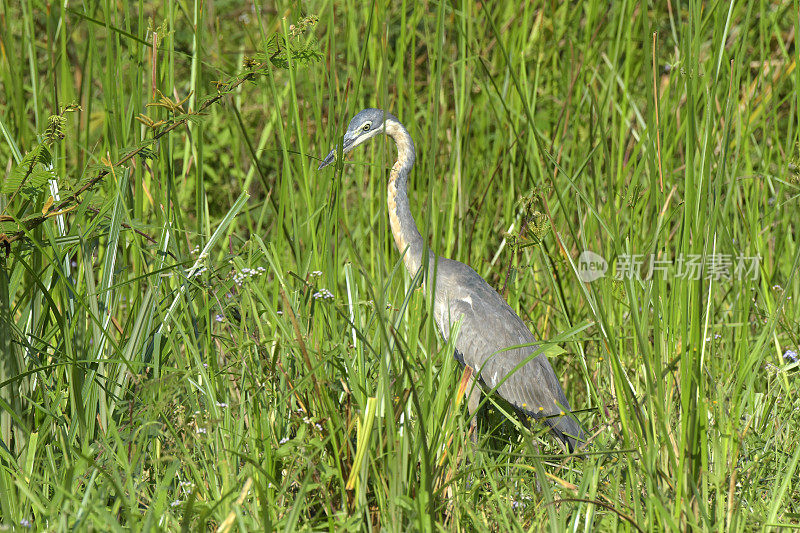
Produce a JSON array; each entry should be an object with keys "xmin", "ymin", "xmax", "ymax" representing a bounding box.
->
[{"xmin": 385, "ymin": 120, "xmax": 426, "ymax": 275}]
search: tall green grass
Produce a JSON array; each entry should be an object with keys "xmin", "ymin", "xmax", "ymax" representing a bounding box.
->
[{"xmin": 0, "ymin": 0, "xmax": 798, "ymax": 530}]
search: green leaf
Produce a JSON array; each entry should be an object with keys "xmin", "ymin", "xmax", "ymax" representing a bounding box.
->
[{"xmin": 2, "ymin": 144, "xmax": 55, "ymax": 197}]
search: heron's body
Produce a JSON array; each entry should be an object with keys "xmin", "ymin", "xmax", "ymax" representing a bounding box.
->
[{"xmin": 319, "ymin": 109, "xmax": 584, "ymax": 451}]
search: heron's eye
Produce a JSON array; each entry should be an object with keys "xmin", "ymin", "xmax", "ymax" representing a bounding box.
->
[{"xmin": 363, "ymin": 123, "xmax": 371, "ymax": 132}]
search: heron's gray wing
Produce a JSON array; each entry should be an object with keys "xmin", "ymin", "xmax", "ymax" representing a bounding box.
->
[{"xmin": 431, "ymin": 258, "xmax": 584, "ymax": 449}]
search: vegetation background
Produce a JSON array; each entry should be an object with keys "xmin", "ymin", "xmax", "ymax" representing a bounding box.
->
[{"xmin": 0, "ymin": 0, "xmax": 799, "ymax": 530}]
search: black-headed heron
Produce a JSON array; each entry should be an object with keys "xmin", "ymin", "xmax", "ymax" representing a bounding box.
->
[{"xmin": 319, "ymin": 108, "xmax": 585, "ymax": 452}]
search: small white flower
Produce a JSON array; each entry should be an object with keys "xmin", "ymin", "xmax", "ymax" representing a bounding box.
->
[
  {"xmin": 313, "ymin": 288, "xmax": 334, "ymax": 300},
  {"xmin": 279, "ymin": 437, "xmax": 289, "ymax": 444}
]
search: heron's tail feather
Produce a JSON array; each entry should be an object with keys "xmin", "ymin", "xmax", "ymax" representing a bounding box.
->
[{"xmin": 547, "ymin": 414, "xmax": 586, "ymax": 453}]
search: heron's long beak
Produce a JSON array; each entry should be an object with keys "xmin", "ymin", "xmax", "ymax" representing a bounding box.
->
[
  {"xmin": 318, "ymin": 149, "xmax": 336, "ymax": 170},
  {"xmin": 317, "ymin": 135, "xmax": 355, "ymax": 170}
]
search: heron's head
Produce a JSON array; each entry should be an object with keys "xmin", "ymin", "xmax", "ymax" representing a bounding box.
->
[{"xmin": 317, "ymin": 108, "xmax": 395, "ymax": 170}]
